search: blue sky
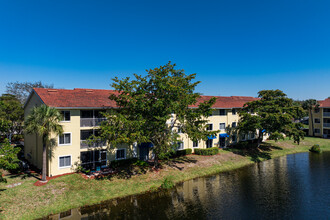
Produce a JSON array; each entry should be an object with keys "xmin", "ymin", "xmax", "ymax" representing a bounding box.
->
[{"xmin": 0, "ymin": 0, "xmax": 329, "ymax": 100}]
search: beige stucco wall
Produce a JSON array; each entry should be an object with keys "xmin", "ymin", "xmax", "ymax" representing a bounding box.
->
[
  {"xmin": 25, "ymin": 97, "xmax": 259, "ymax": 176},
  {"xmin": 24, "ymin": 92, "xmax": 43, "ymax": 170},
  {"xmin": 49, "ymin": 110, "xmax": 135, "ymax": 176},
  {"xmin": 309, "ymin": 108, "xmax": 323, "ymax": 137},
  {"xmin": 178, "ymin": 108, "xmax": 257, "ymax": 152}
]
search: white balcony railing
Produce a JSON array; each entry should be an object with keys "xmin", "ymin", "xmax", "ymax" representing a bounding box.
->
[
  {"xmin": 80, "ymin": 140, "xmax": 106, "ymax": 149},
  {"xmin": 80, "ymin": 118, "xmax": 106, "ymax": 127}
]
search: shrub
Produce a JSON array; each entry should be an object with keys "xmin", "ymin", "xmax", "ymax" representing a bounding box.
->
[
  {"xmin": 132, "ymin": 160, "xmax": 149, "ymax": 168},
  {"xmin": 161, "ymin": 176, "xmax": 174, "ymax": 189},
  {"xmin": 176, "ymin": 149, "xmax": 192, "ymax": 156},
  {"xmin": 158, "ymin": 151, "xmax": 175, "ymax": 160},
  {"xmin": 309, "ymin": 144, "xmax": 322, "ymax": 153},
  {"xmin": 110, "ymin": 158, "xmax": 138, "ymax": 168},
  {"xmin": 75, "ymin": 165, "xmax": 90, "ymax": 174},
  {"xmin": 194, "ymin": 147, "xmax": 219, "ymax": 155}
]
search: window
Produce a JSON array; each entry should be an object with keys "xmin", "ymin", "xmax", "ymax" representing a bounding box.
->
[
  {"xmin": 61, "ymin": 111, "xmax": 70, "ymax": 122},
  {"xmin": 219, "ymin": 109, "xmax": 226, "ymax": 116},
  {"xmin": 314, "ymin": 108, "xmax": 320, "ymax": 113},
  {"xmin": 315, "ymin": 118, "xmax": 320, "ymax": 123},
  {"xmin": 81, "ymin": 150, "xmax": 107, "ymax": 170},
  {"xmin": 59, "ymin": 155, "xmax": 71, "ymax": 168},
  {"xmin": 177, "ymin": 142, "xmax": 184, "ymax": 150},
  {"xmin": 232, "ymin": 109, "xmax": 236, "ymax": 115},
  {"xmin": 207, "ymin": 124, "xmax": 213, "ymax": 131},
  {"xmin": 232, "ymin": 135, "xmax": 236, "ymax": 142},
  {"xmin": 220, "ymin": 123, "xmax": 226, "ymax": 130},
  {"xmin": 59, "ymin": 133, "xmax": 71, "ymax": 145},
  {"xmin": 242, "ymin": 134, "xmax": 246, "ymax": 140},
  {"xmin": 206, "ymin": 139, "xmax": 213, "ymax": 148},
  {"xmin": 116, "ymin": 149, "xmax": 126, "ymax": 160},
  {"xmin": 315, "ymin": 129, "xmax": 320, "ymax": 134},
  {"xmin": 251, "ymin": 133, "xmax": 255, "ymax": 139},
  {"xmin": 193, "ymin": 141, "xmax": 198, "ymax": 148},
  {"xmin": 232, "ymin": 122, "xmax": 237, "ymax": 128},
  {"xmin": 177, "ymin": 127, "xmax": 183, "ymax": 134}
]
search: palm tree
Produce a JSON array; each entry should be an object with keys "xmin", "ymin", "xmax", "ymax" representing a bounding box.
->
[
  {"xmin": 302, "ymin": 99, "xmax": 319, "ymax": 137},
  {"xmin": 25, "ymin": 105, "xmax": 63, "ymax": 182}
]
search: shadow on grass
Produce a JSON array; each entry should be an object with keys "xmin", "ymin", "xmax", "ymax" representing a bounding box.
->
[
  {"xmin": 95, "ymin": 156, "xmax": 197, "ymax": 181},
  {"xmin": 7, "ymin": 172, "xmax": 41, "ymax": 181},
  {"xmin": 224, "ymin": 143, "xmax": 283, "ymax": 162},
  {"xmin": 95, "ymin": 164, "xmax": 151, "ymax": 181},
  {"xmin": 162, "ymin": 156, "xmax": 198, "ymax": 171}
]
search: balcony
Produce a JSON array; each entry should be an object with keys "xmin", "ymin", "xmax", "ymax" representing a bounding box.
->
[
  {"xmin": 323, "ymin": 123, "xmax": 330, "ymax": 128},
  {"xmin": 80, "ymin": 140, "xmax": 107, "ymax": 149},
  {"xmin": 80, "ymin": 118, "xmax": 106, "ymax": 127},
  {"xmin": 323, "ymin": 112, "xmax": 330, "ymax": 117}
]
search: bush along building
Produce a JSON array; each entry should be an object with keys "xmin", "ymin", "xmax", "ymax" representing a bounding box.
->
[
  {"xmin": 24, "ymin": 88, "xmax": 261, "ymax": 176},
  {"xmin": 309, "ymin": 98, "xmax": 330, "ymax": 138}
]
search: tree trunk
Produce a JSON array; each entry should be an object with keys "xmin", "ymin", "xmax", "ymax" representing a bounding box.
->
[
  {"xmin": 42, "ymin": 135, "xmax": 47, "ymax": 182},
  {"xmin": 257, "ymin": 129, "xmax": 263, "ymax": 148},
  {"xmin": 154, "ymin": 153, "xmax": 159, "ymax": 168},
  {"xmin": 310, "ymin": 109, "xmax": 315, "ymax": 137}
]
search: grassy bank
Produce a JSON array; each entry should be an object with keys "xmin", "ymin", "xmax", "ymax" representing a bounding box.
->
[{"xmin": 1, "ymin": 137, "xmax": 330, "ymax": 219}]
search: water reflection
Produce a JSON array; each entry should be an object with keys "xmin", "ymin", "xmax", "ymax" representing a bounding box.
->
[{"xmin": 47, "ymin": 152, "xmax": 330, "ymax": 219}]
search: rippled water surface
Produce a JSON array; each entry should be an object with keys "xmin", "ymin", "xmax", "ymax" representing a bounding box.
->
[{"xmin": 50, "ymin": 152, "xmax": 330, "ymax": 219}]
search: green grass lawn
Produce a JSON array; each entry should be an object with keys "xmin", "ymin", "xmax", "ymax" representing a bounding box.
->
[{"xmin": 0, "ymin": 137, "xmax": 329, "ymax": 219}]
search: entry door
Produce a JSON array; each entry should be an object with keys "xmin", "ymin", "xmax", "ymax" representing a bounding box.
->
[
  {"xmin": 139, "ymin": 143, "xmax": 149, "ymax": 161},
  {"xmin": 220, "ymin": 137, "xmax": 226, "ymax": 148}
]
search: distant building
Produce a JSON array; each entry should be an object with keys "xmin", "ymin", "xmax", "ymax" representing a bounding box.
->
[{"xmin": 308, "ymin": 98, "xmax": 330, "ymax": 138}]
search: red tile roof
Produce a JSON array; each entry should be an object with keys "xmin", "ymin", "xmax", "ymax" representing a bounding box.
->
[
  {"xmin": 31, "ymin": 88, "xmax": 258, "ymax": 109},
  {"xmin": 193, "ymin": 95, "xmax": 259, "ymax": 108},
  {"xmin": 32, "ymin": 88, "xmax": 119, "ymax": 108},
  {"xmin": 318, "ymin": 98, "xmax": 330, "ymax": 108}
]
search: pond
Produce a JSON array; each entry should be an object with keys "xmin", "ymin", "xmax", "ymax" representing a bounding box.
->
[{"xmin": 49, "ymin": 151, "xmax": 330, "ymax": 219}]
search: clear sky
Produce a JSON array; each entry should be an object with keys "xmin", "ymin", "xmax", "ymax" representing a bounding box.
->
[{"xmin": 0, "ymin": 0, "xmax": 329, "ymax": 100}]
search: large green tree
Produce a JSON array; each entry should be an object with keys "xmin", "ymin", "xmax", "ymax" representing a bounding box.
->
[
  {"xmin": 6, "ymin": 81, "xmax": 54, "ymax": 104},
  {"xmin": 302, "ymin": 99, "xmax": 319, "ymax": 137},
  {"xmin": 237, "ymin": 90, "xmax": 305, "ymax": 148},
  {"xmin": 25, "ymin": 105, "xmax": 63, "ymax": 181},
  {"xmin": 99, "ymin": 62, "xmax": 217, "ymax": 167},
  {"xmin": 0, "ymin": 139, "xmax": 20, "ymax": 183},
  {"xmin": 0, "ymin": 94, "xmax": 24, "ymax": 143}
]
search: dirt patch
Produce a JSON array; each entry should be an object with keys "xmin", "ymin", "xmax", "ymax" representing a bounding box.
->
[{"xmin": 34, "ymin": 173, "xmax": 74, "ymax": 186}]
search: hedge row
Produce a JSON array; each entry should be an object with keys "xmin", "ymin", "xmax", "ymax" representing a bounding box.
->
[
  {"xmin": 176, "ymin": 148, "xmax": 192, "ymax": 156},
  {"xmin": 110, "ymin": 158, "xmax": 138, "ymax": 168},
  {"xmin": 194, "ymin": 147, "xmax": 219, "ymax": 156}
]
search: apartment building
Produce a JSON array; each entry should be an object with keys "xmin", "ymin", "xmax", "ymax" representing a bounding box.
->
[
  {"xmin": 24, "ymin": 88, "xmax": 258, "ymax": 176},
  {"xmin": 309, "ymin": 98, "xmax": 330, "ymax": 138}
]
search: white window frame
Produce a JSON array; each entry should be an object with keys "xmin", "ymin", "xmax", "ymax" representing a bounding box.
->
[
  {"xmin": 58, "ymin": 132, "xmax": 72, "ymax": 146},
  {"xmin": 219, "ymin": 109, "xmax": 226, "ymax": 116},
  {"xmin": 58, "ymin": 155, "xmax": 72, "ymax": 169},
  {"xmin": 219, "ymin": 123, "xmax": 226, "ymax": 130},
  {"xmin": 232, "ymin": 122, "xmax": 237, "ymax": 128},
  {"xmin": 177, "ymin": 142, "xmax": 184, "ymax": 150},
  {"xmin": 115, "ymin": 148, "xmax": 126, "ymax": 160},
  {"xmin": 193, "ymin": 141, "xmax": 198, "ymax": 148},
  {"xmin": 60, "ymin": 111, "xmax": 71, "ymax": 122},
  {"xmin": 232, "ymin": 109, "xmax": 236, "ymax": 115}
]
